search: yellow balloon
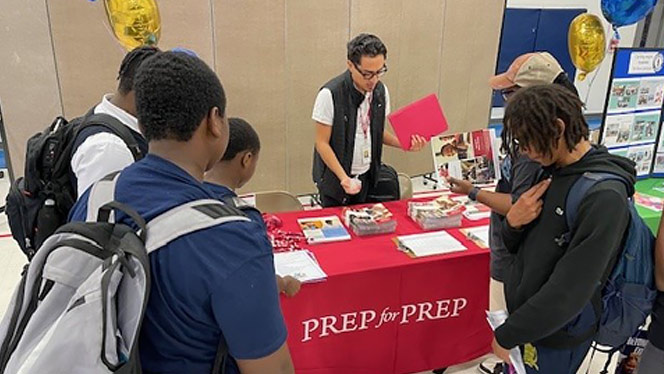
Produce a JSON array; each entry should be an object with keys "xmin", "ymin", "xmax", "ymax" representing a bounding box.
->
[
  {"xmin": 104, "ymin": 0, "xmax": 161, "ymax": 50},
  {"xmin": 568, "ymin": 14, "xmax": 606, "ymax": 81}
]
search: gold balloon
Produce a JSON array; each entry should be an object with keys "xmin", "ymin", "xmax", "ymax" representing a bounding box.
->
[
  {"xmin": 568, "ymin": 14, "xmax": 606, "ymax": 81},
  {"xmin": 104, "ymin": 0, "xmax": 161, "ymax": 50}
]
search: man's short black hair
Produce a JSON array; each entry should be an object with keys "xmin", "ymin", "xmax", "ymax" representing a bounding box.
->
[
  {"xmin": 134, "ymin": 51, "xmax": 226, "ymax": 142},
  {"xmin": 117, "ymin": 46, "xmax": 160, "ymax": 94},
  {"xmin": 221, "ymin": 117, "xmax": 261, "ymax": 161},
  {"xmin": 347, "ymin": 33, "xmax": 387, "ymax": 65},
  {"xmin": 502, "ymin": 84, "xmax": 589, "ymax": 159}
]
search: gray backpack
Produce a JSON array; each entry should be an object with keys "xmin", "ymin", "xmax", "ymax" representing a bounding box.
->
[{"xmin": 0, "ymin": 172, "xmax": 249, "ymax": 374}]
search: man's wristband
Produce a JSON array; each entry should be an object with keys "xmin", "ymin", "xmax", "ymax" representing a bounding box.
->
[{"xmin": 468, "ymin": 187, "xmax": 480, "ymax": 201}]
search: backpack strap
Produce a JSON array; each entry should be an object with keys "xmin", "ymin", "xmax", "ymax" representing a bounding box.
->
[
  {"xmin": 145, "ymin": 199, "xmax": 250, "ymax": 254},
  {"xmin": 86, "ymin": 171, "xmax": 122, "ymax": 222},
  {"xmin": 80, "ymin": 113, "xmax": 144, "ymax": 161},
  {"xmin": 559, "ymin": 172, "xmax": 630, "ymax": 246}
]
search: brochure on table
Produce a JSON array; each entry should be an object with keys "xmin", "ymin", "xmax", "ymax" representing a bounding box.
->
[{"xmin": 601, "ymin": 48, "xmax": 664, "ymax": 177}]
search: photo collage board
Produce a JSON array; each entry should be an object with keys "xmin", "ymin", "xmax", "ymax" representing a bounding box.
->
[{"xmin": 601, "ymin": 48, "xmax": 664, "ymax": 177}]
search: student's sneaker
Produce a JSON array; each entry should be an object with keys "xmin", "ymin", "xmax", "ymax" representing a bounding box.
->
[{"xmin": 478, "ymin": 357, "xmax": 504, "ymax": 374}]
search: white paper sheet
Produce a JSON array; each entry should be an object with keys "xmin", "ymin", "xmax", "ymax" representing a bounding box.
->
[
  {"xmin": 274, "ymin": 250, "xmax": 327, "ymax": 283},
  {"xmin": 465, "ymin": 226, "xmax": 490, "ymax": 248},
  {"xmin": 397, "ymin": 230, "xmax": 466, "ymax": 257},
  {"xmin": 486, "ymin": 310, "xmax": 527, "ymax": 374}
]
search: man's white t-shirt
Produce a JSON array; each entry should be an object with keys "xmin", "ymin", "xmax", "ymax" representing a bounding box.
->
[{"xmin": 312, "ymin": 85, "xmax": 390, "ymax": 176}]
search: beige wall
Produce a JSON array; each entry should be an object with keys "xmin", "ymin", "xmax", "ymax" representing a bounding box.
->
[
  {"xmin": 0, "ymin": 0, "xmax": 505, "ymax": 194},
  {"xmin": 0, "ymin": 0, "xmax": 62, "ymax": 177}
]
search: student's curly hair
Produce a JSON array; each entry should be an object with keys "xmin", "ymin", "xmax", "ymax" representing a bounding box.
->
[
  {"xmin": 134, "ymin": 51, "xmax": 226, "ymax": 142},
  {"xmin": 502, "ymin": 84, "xmax": 588, "ymax": 159},
  {"xmin": 117, "ymin": 46, "xmax": 160, "ymax": 94}
]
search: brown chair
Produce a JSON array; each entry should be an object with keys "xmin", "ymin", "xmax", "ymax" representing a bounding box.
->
[
  {"xmin": 254, "ymin": 191, "xmax": 304, "ymax": 213},
  {"xmin": 398, "ymin": 173, "xmax": 413, "ymax": 200}
]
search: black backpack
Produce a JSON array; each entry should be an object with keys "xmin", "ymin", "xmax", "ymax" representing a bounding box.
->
[
  {"xmin": 368, "ymin": 164, "xmax": 401, "ymax": 202},
  {"xmin": 5, "ymin": 111, "xmax": 144, "ymax": 259}
]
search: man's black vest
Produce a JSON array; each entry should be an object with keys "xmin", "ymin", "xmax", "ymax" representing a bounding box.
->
[{"xmin": 312, "ymin": 71, "xmax": 386, "ymax": 202}]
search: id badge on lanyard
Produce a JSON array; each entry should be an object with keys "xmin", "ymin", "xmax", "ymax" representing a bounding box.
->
[
  {"xmin": 362, "ymin": 142, "xmax": 371, "ymax": 164},
  {"xmin": 361, "ymin": 108, "xmax": 371, "ymax": 165}
]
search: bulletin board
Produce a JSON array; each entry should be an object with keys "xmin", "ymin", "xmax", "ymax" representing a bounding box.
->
[{"xmin": 600, "ymin": 48, "xmax": 664, "ymax": 178}]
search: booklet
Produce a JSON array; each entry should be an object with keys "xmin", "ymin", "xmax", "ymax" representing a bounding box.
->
[
  {"xmin": 274, "ymin": 250, "xmax": 327, "ymax": 283},
  {"xmin": 432, "ymin": 129, "xmax": 501, "ymax": 185},
  {"xmin": 387, "ymin": 94, "xmax": 449, "ymax": 150},
  {"xmin": 462, "ymin": 203, "xmax": 492, "ymax": 220},
  {"xmin": 297, "ymin": 216, "xmax": 351, "ymax": 244}
]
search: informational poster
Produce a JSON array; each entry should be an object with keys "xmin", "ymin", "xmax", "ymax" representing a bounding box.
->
[{"xmin": 601, "ymin": 48, "xmax": 664, "ymax": 177}]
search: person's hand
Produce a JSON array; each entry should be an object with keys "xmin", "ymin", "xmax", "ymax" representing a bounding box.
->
[
  {"xmin": 506, "ymin": 179, "xmax": 551, "ymax": 229},
  {"xmin": 409, "ymin": 135, "xmax": 428, "ymax": 151},
  {"xmin": 492, "ymin": 337, "xmax": 511, "ymax": 364},
  {"xmin": 446, "ymin": 176, "xmax": 474, "ymax": 195},
  {"xmin": 282, "ymin": 276, "xmax": 301, "ymax": 297},
  {"xmin": 341, "ymin": 176, "xmax": 361, "ymax": 195}
]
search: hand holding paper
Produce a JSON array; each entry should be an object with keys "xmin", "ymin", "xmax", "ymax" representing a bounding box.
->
[
  {"xmin": 486, "ymin": 310, "xmax": 527, "ymax": 374},
  {"xmin": 408, "ymin": 135, "xmax": 428, "ymax": 151}
]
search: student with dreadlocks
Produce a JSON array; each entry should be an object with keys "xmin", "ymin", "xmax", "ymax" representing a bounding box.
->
[
  {"xmin": 446, "ymin": 53, "xmax": 578, "ymax": 374},
  {"xmin": 70, "ymin": 45, "xmax": 160, "ymax": 196},
  {"xmin": 489, "ymin": 84, "xmax": 635, "ymax": 374}
]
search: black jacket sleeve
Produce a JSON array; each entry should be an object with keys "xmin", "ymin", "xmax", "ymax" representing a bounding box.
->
[{"xmin": 495, "ymin": 183, "xmax": 630, "ymax": 349}]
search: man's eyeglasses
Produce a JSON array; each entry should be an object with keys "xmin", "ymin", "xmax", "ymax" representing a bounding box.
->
[
  {"xmin": 353, "ymin": 62, "xmax": 388, "ymax": 80},
  {"xmin": 501, "ymin": 87, "xmax": 519, "ymax": 101}
]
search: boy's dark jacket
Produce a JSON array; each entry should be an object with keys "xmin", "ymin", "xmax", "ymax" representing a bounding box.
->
[{"xmin": 496, "ymin": 146, "xmax": 636, "ymax": 349}]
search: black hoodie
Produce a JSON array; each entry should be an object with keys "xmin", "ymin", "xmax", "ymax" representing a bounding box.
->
[{"xmin": 495, "ymin": 146, "xmax": 636, "ymax": 350}]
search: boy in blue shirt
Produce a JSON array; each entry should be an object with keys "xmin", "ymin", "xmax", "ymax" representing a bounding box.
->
[
  {"xmin": 69, "ymin": 52, "xmax": 294, "ymax": 374},
  {"xmin": 204, "ymin": 117, "xmax": 301, "ymax": 297}
]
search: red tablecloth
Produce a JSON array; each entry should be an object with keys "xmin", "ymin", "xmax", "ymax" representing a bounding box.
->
[{"xmin": 277, "ymin": 198, "xmax": 493, "ymax": 374}]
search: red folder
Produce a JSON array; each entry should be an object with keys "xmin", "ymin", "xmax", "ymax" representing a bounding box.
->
[{"xmin": 387, "ymin": 94, "xmax": 449, "ymax": 150}]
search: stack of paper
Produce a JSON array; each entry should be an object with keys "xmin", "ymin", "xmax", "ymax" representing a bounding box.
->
[
  {"xmin": 274, "ymin": 250, "xmax": 327, "ymax": 283},
  {"xmin": 461, "ymin": 226, "xmax": 490, "ymax": 248},
  {"xmin": 396, "ymin": 231, "xmax": 467, "ymax": 258},
  {"xmin": 463, "ymin": 204, "xmax": 492, "ymax": 220},
  {"xmin": 343, "ymin": 203, "xmax": 397, "ymax": 236}
]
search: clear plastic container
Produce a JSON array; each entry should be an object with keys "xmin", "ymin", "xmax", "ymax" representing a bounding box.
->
[
  {"xmin": 411, "ymin": 213, "xmax": 462, "ymax": 230},
  {"xmin": 350, "ymin": 219, "xmax": 397, "ymax": 236},
  {"xmin": 343, "ymin": 204, "xmax": 397, "ymax": 237},
  {"xmin": 408, "ymin": 201, "xmax": 464, "ymax": 230}
]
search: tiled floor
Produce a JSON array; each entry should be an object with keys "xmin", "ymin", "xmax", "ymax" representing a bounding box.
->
[{"xmin": 0, "ymin": 173, "xmax": 618, "ymax": 373}]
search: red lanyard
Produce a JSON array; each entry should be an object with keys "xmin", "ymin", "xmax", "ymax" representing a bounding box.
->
[{"xmin": 361, "ymin": 96, "xmax": 372, "ymax": 139}]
